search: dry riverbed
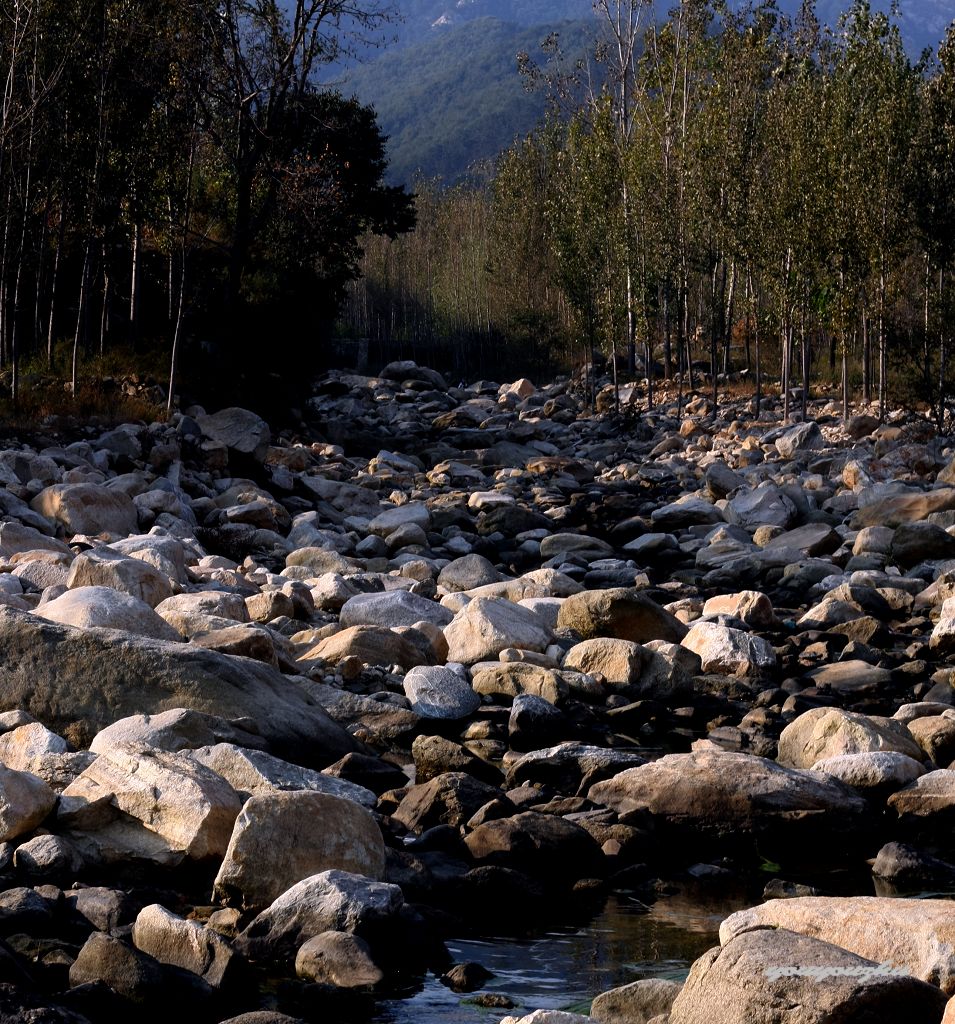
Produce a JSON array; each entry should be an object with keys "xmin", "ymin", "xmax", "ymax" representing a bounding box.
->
[{"xmin": 0, "ymin": 361, "xmax": 951, "ymax": 1022}]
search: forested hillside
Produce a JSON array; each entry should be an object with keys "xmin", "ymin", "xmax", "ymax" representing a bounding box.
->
[
  {"xmin": 339, "ymin": 0, "xmax": 955, "ymax": 425},
  {"xmin": 343, "ymin": 18, "xmax": 596, "ymax": 184},
  {"xmin": 337, "ymin": 0, "xmax": 950, "ymax": 184}
]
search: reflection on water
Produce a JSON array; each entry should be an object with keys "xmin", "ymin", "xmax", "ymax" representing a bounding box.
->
[{"xmin": 373, "ymin": 886, "xmax": 753, "ymax": 1023}]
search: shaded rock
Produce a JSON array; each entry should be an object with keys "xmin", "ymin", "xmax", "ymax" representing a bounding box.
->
[
  {"xmin": 236, "ymin": 870, "xmax": 403, "ymax": 961},
  {"xmin": 393, "ymin": 773, "xmax": 503, "ymax": 832},
  {"xmin": 506, "ymin": 742, "xmax": 647, "ymax": 795},
  {"xmin": 872, "ymin": 841, "xmax": 955, "ymax": 885},
  {"xmin": 295, "ymin": 931, "xmax": 382, "ymax": 988},
  {"xmin": 891, "ymin": 521, "xmax": 955, "ymax": 567},
  {"xmin": 13, "ymin": 834, "xmax": 83, "ymax": 877},
  {"xmin": 69, "ymin": 932, "xmax": 165, "ymax": 1002},
  {"xmin": 412, "ymin": 734, "xmax": 502, "ymax": 786},
  {"xmin": 464, "ymin": 811, "xmax": 602, "ymax": 881}
]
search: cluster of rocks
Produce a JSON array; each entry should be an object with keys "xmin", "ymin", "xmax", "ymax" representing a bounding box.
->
[{"xmin": 0, "ymin": 361, "xmax": 953, "ymax": 1021}]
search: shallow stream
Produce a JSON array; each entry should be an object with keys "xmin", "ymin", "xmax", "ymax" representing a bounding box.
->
[{"xmin": 372, "ymin": 886, "xmax": 753, "ymax": 1023}]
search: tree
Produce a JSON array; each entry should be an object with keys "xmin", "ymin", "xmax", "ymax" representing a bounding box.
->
[{"xmin": 200, "ymin": 0, "xmax": 395, "ymax": 326}]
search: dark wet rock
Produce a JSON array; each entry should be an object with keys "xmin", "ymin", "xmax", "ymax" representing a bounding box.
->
[{"xmin": 393, "ymin": 773, "xmax": 505, "ymax": 833}]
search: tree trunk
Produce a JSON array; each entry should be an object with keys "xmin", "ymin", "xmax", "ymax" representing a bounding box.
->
[
  {"xmin": 128, "ymin": 222, "xmax": 140, "ymax": 347},
  {"xmin": 878, "ymin": 265, "xmax": 887, "ymax": 421},
  {"xmin": 72, "ymin": 239, "xmax": 92, "ymax": 400},
  {"xmin": 723, "ymin": 258, "xmax": 736, "ymax": 376}
]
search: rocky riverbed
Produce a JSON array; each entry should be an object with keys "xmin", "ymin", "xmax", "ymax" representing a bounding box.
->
[{"xmin": 0, "ymin": 361, "xmax": 954, "ymax": 1022}]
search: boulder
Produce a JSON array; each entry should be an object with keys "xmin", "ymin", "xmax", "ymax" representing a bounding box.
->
[
  {"xmin": 132, "ymin": 903, "xmax": 235, "ymax": 988},
  {"xmin": 67, "ymin": 548, "xmax": 174, "ymax": 607},
  {"xmin": 58, "ymin": 745, "xmax": 243, "ymax": 864},
  {"xmin": 32, "ymin": 483, "xmax": 138, "ymax": 537},
  {"xmin": 725, "ymin": 484, "xmax": 797, "ymax": 531},
  {"xmin": 402, "ymin": 666, "xmax": 481, "ymax": 720},
  {"xmin": 236, "ymin": 870, "xmax": 404, "ymax": 961},
  {"xmin": 367, "ymin": 502, "xmax": 431, "ymax": 538},
  {"xmin": 295, "ymin": 931, "xmax": 383, "ymax": 988},
  {"xmin": 213, "ymin": 791, "xmax": 386, "ymax": 912},
  {"xmin": 778, "ymin": 708, "xmax": 924, "ymax": 769},
  {"xmin": 681, "ymin": 622, "xmax": 776, "ymax": 679},
  {"xmin": 589, "ymin": 750, "xmax": 867, "ymax": 854},
  {"xmin": 393, "ymin": 772, "xmax": 503, "ymax": 832},
  {"xmin": 190, "ymin": 743, "xmax": 375, "ymax": 807},
  {"xmin": 69, "ymin": 931, "xmax": 165, "ymax": 1003},
  {"xmin": 891, "ymin": 521, "xmax": 955, "ymax": 567},
  {"xmin": 444, "ymin": 597, "xmax": 553, "ymax": 664},
  {"xmin": 0, "ymin": 721, "xmax": 68, "ymax": 771},
  {"xmin": 339, "ymin": 590, "xmax": 453, "ymax": 630},
  {"xmin": 464, "ymin": 811, "xmax": 602, "ymax": 880},
  {"xmin": 562, "ymin": 638, "xmax": 644, "ymax": 687},
  {"xmin": 196, "ymin": 407, "xmax": 271, "ymax": 463},
  {"xmin": 701, "ymin": 591, "xmax": 775, "ymax": 628},
  {"xmin": 89, "ymin": 708, "xmax": 267, "ymax": 757},
  {"xmin": 890, "ymin": 769, "xmax": 955, "ymax": 832},
  {"xmin": 557, "ymin": 589, "xmax": 686, "ymax": 644},
  {"xmin": 36, "ymin": 586, "xmax": 180, "ymax": 640},
  {"xmin": 0, "ymin": 763, "xmax": 56, "ymax": 841},
  {"xmin": 810, "ymin": 752, "xmax": 925, "ymax": 793},
  {"xmin": 0, "ymin": 608, "xmax": 358, "ymax": 764},
  {"xmin": 668, "ymin": 925, "xmax": 946, "ymax": 1023},
  {"xmin": 720, "ymin": 895, "xmax": 955, "ymax": 995},
  {"xmin": 591, "ymin": 978, "xmax": 682, "ymax": 1024},
  {"xmin": 438, "ymin": 555, "xmax": 504, "ymax": 593},
  {"xmin": 301, "ymin": 625, "xmax": 434, "ymax": 670},
  {"xmin": 774, "ymin": 420, "xmax": 823, "ymax": 458}
]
